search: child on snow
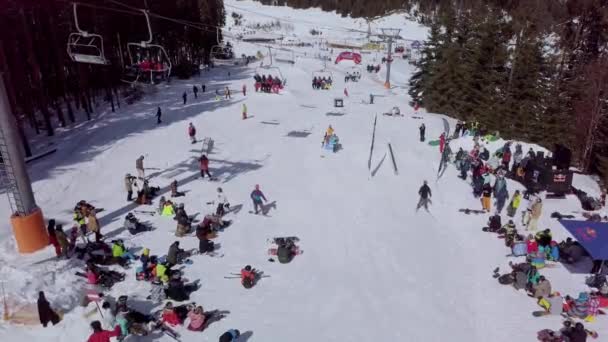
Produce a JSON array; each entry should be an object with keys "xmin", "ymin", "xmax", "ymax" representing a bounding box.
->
[{"xmin": 250, "ymin": 184, "xmax": 267, "ymax": 215}]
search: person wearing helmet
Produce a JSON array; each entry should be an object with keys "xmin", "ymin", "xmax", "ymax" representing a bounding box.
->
[
  {"xmin": 240, "ymin": 265, "xmax": 257, "ymax": 289},
  {"xmin": 416, "ymin": 181, "xmax": 432, "ymax": 212},
  {"xmin": 250, "ymin": 184, "xmax": 267, "ymax": 215},
  {"xmin": 216, "ymin": 187, "xmax": 230, "ymax": 216}
]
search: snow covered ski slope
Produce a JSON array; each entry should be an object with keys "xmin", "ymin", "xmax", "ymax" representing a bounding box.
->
[{"xmin": 0, "ymin": 1, "xmax": 606, "ymax": 341}]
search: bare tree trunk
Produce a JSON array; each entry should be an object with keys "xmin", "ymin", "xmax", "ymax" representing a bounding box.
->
[{"xmin": 20, "ymin": 8, "xmax": 53, "ymax": 136}]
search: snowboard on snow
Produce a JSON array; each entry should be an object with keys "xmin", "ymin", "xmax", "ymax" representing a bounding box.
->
[
  {"xmin": 428, "ymin": 140, "xmax": 440, "ymax": 146},
  {"xmin": 460, "ymin": 208, "xmax": 486, "ymax": 215},
  {"xmin": 249, "ymin": 211, "xmax": 271, "ymax": 217},
  {"xmin": 268, "ymin": 247, "xmax": 303, "ymax": 256},
  {"xmin": 267, "ymin": 236, "xmax": 300, "ymax": 244}
]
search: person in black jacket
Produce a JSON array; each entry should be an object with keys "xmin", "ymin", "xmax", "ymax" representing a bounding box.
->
[
  {"xmin": 419, "ymin": 123, "xmax": 426, "ymax": 142},
  {"xmin": 416, "ymin": 181, "xmax": 432, "ymax": 212},
  {"xmin": 165, "ymin": 274, "xmax": 198, "ymax": 302},
  {"xmin": 37, "ymin": 291, "xmax": 60, "ymax": 327},
  {"xmin": 156, "ymin": 107, "xmax": 162, "ymax": 124}
]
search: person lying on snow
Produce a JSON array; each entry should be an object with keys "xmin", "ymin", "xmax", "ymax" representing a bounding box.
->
[
  {"xmin": 496, "ymin": 262, "xmax": 539, "ymax": 291},
  {"xmin": 85, "ymin": 263, "xmax": 125, "ymax": 288},
  {"xmin": 124, "ymin": 213, "xmax": 150, "ymax": 235},
  {"xmin": 559, "ymin": 238, "xmax": 588, "ymax": 264},
  {"xmin": 174, "ymin": 203, "xmax": 192, "ymax": 237}
]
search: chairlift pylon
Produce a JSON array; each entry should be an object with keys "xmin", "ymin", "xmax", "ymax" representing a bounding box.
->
[
  {"xmin": 67, "ymin": 3, "xmax": 109, "ymax": 65},
  {"xmin": 122, "ymin": 10, "xmax": 172, "ymax": 85}
]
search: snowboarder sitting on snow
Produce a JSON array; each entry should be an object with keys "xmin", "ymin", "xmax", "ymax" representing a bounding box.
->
[
  {"xmin": 241, "ymin": 265, "xmax": 258, "ymax": 289},
  {"xmin": 277, "ymin": 239, "xmax": 298, "ymax": 264},
  {"xmin": 161, "ymin": 199, "xmax": 176, "ymax": 217},
  {"xmin": 167, "ymin": 241, "xmax": 191, "ymax": 266},
  {"xmin": 111, "ymin": 239, "xmax": 137, "ymax": 262},
  {"xmin": 170, "ymin": 180, "xmax": 185, "ymax": 198},
  {"xmin": 124, "ymin": 213, "xmax": 149, "ymax": 235},
  {"xmin": 250, "ymin": 184, "xmax": 268, "ymax": 215},
  {"xmin": 162, "ymin": 302, "xmax": 186, "ymax": 326},
  {"xmin": 85, "ymin": 263, "xmax": 125, "ymax": 288},
  {"xmin": 175, "ymin": 204, "xmax": 192, "ymax": 237},
  {"xmin": 166, "ymin": 274, "xmax": 199, "ymax": 302},
  {"xmin": 197, "ymin": 227, "xmax": 215, "ymax": 254},
  {"xmin": 186, "ymin": 306, "xmax": 207, "ymax": 331}
]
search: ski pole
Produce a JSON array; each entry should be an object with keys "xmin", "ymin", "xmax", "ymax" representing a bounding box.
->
[{"xmin": 95, "ymin": 300, "xmax": 104, "ymax": 319}]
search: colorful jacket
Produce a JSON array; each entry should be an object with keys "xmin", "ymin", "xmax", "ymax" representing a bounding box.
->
[
  {"xmin": 162, "ymin": 309, "xmax": 181, "ymax": 326},
  {"xmin": 250, "ymin": 190, "xmax": 266, "ymax": 203},
  {"xmin": 187, "ymin": 311, "xmax": 206, "ymax": 331},
  {"xmin": 87, "ymin": 326, "xmax": 121, "ymax": 342},
  {"xmin": 112, "ymin": 244, "xmax": 125, "ymax": 258}
]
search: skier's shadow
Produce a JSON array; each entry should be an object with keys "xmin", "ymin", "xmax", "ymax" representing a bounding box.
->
[
  {"xmin": 237, "ymin": 331, "xmax": 254, "ymax": 341},
  {"xmin": 262, "ymin": 201, "xmax": 277, "ymax": 215},
  {"xmin": 226, "ymin": 203, "xmax": 243, "ymax": 215}
]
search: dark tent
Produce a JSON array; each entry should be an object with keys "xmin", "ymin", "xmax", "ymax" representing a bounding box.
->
[{"xmin": 559, "ymin": 220, "xmax": 608, "ymax": 260}]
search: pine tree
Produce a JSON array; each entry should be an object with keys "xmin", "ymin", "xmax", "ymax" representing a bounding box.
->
[{"xmin": 408, "ymin": 19, "xmax": 442, "ymax": 107}]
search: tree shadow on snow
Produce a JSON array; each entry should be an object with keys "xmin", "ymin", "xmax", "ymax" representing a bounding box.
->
[{"xmin": 22, "ymin": 64, "xmax": 252, "ymax": 187}]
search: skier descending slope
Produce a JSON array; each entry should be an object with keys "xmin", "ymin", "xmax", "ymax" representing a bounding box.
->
[
  {"xmin": 416, "ymin": 180, "xmax": 432, "ymax": 212},
  {"xmin": 188, "ymin": 123, "xmax": 197, "ymax": 144}
]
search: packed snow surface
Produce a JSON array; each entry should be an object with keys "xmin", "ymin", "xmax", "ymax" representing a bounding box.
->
[{"xmin": 0, "ymin": 1, "xmax": 605, "ymax": 341}]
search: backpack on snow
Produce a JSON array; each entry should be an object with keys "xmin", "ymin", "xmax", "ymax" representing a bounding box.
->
[{"xmin": 512, "ymin": 242, "xmax": 527, "ymax": 257}]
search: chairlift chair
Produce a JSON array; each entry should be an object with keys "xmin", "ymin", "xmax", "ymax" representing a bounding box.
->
[
  {"xmin": 255, "ymin": 47, "xmax": 286, "ymax": 85},
  {"xmin": 210, "ymin": 29, "xmax": 235, "ymax": 66},
  {"xmin": 67, "ymin": 3, "xmax": 109, "ymax": 65},
  {"xmin": 122, "ymin": 10, "xmax": 171, "ymax": 85}
]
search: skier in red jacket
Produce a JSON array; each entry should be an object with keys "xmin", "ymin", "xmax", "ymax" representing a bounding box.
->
[
  {"xmin": 439, "ymin": 133, "xmax": 446, "ymax": 153},
  {"xmin": 199, "ymin": 155, "xmax": 212, "ymax": 179},
  {"xmin": 87, "ymin": 321, "xmax": 121, "ymax": 342},
  {"xmin": 188, "ymin": 123, "xmax": 197, "ymax": 144}
]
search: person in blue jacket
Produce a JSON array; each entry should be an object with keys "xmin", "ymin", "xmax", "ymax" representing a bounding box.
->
[{"xmin": 250, "ymin": 184, "xmax": 267, "ymax": 215}]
